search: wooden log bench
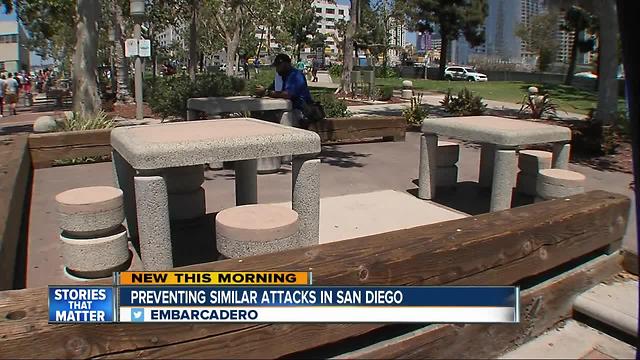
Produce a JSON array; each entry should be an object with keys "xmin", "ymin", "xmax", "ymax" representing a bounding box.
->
[
  {"xmin": 0, "ymin": 190, "xmax": 629, "ymax": 359},
  {"xmin": 310, "ymin": 116, "xmax": 406, "ymax": 143}
]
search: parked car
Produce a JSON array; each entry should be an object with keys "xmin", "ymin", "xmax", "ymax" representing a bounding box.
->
[{"xmin": 444, "ymin": 66, "xmax": 488, "ymax": 82}]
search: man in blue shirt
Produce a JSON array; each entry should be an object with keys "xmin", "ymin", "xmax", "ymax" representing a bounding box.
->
[{"xmin": 256, "ymin": 53, "xmax": 312, "ymax": 112}]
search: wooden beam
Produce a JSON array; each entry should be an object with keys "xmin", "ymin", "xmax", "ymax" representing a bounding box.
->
[
  {"xmin": 0, "ymin": 136, "xmax": 31, "ymax": 290},
  {"xmin": 0, "ymin": 191, "xmax": 629, "ymax": 359},
  {"xmin": 336, "ymin": 253, "xmax": 622, "ymax": 359},
  {"xmin": 28, "ymin": 129, "xmax": 112, "ymax": 169}
]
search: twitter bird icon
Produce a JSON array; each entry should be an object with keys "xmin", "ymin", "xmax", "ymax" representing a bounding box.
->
[{"xmin": 131, "ymin": 308, "xmax": 144, "ymax": 322}]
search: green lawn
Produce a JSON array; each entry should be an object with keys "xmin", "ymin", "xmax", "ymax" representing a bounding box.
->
[{"xmin": 374, "ymin": 78, "xmax": 626, "ymax": 116}]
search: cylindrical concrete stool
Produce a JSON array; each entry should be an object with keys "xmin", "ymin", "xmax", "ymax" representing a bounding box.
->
[
  {"xmin": 536, "ymin": 169, "xmax": 586, "ymax": 201},
  {"xmin": 437, "ymin": 141, "xmax": 459, "ymax": 187},
  {"xmin": 517, "ymin": 150, "xmax": 552, "ymax": 196},
  {"xmin": 56, "ymin": 186, "xmax": 131, "ymax": 278},
  {"xmin": 216, "ymin": 204, "xmax": 299, "ymax": 259}
]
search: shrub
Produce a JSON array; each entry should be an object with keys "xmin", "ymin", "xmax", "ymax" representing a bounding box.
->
[
  {"xmin": 402, "ymin": 94, "xmax": 427, "ymax": 127},
  {"xmin": 55, "ymin": 110, "xmax": 115, "ymax": 132},
  {"xmin": 328, "ymin": 64, "xmax": 343, "ymax": 80},
  {"xmin": 519, "ymin": 93, "xmax": 558, "ymax": 119},
  {"xmin": 319, "ymin": 94, "xmax": 351, "ymax": 118},
  {"xmin": 374, "ymin": 66, "xmax": 400, "ymax": 78},
  {"xmin": 441, "ymin": 88, "xmax": 487, "ymax": 116},
  {"xmin": 146, "ymin": 72, "xmax": 239, "ymax": 119},
  {"xmin": 377, "ymin": 86, "xmax": 394, "ymax": 101}
]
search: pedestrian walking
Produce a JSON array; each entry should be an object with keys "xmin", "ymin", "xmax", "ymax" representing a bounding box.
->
[
  {"xmin": 0, "ymin": 74, "xmax": 5, "ymax": 117},
  {"xmin": 4, "ymin": 73, "xmax": 20, "ymax": 116}
]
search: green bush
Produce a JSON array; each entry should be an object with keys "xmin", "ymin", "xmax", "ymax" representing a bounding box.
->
[
  {"xmin": 377, "ymin": 86, "xmax": 394, "ymax": 101},
  {"xmin": 374, "ymin": 66, "xmax": 400, "ymax": 78},
  {"xmin": 328, "ymin": 64, "xmax": 343, "ymax": 80},
  {"xmin": 319, "ymin": 94, "xmax": 351, "ymax": 118},
  {"xmin": 402, "ymin": 94, "xmax": 427, "ymax": 127},
  {"xmin": 146, "ymin": 72, "xmax": 240, "ymax": 119},
  {"xmin": 441, "ymin": 88, "xmax": 487, "ymax": 116}
]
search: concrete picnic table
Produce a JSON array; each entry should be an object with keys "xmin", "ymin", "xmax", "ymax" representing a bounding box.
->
[
  {"xmin": 419, "ymin": 116, "xmax": 572, "ymax": 212},
  {"xmin": 111, "ymin": 118, "xmax": 321, "ymax": 270},
  {"xmin": 186, "ymin": 96, "xmax": 293, "ymax": 121}
]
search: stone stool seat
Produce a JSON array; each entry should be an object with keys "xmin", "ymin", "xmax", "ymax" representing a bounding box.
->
[
  {"xmin": 536, "ymin": 169, "xmax": 586, "ymax": 200},
  {"xmin": 216, "ymin": 204, "xmax": 299, "ymax": 258},
  {"xmin": 517, "ymin": 150, "xmax": 553, "ymax": 196},
  {"xmin": 56, "ymin": 186, "xmax": 125, "ymax": 237},
  {"xmin": 56, "ymin": 186, "xmax": 130, "ymax": 279}
]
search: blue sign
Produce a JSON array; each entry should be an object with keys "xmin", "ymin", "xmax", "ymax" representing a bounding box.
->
[
  {"xmin": 48, "ymin": 286, "xmax": 115, "ymax": 323},
  {"xmin": 119, "ymin": 286, "xmax": 518, "ymax": 307}
]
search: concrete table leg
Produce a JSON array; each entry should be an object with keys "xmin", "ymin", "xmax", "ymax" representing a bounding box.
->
[
  {"xmin": 418, "ymin": 133, "xmax": 438, "ymax": 200},
  {"xmin": 479, "ymin": 143, "xmax": 496, "ymax": 188},
  {"xmin": 292, "ymin": 156, "xmax": 320, "ymax": 247},
  {"xmin": 134, "ymin": 175, "xmax": 173, "ymax": 270},
  {"xmin": 490, "ymin": 148, "xmax": 517, "ymax": 212},
  {"xmin": 235, "ymin": 159, "xmax": 258, "ymax": 205},
  {"xmin": 280, "ymin": 111, "xmax": 300, "ymax": 163},
  {"xmin": 552, "ymin": 142, "xmax": 571, "ymax": 169},
  {"xmin": 112, "ymin": 150, "xmax": 138, "ymax": 240}
]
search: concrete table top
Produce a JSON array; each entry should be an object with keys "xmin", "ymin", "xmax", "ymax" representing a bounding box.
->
[
  {"xmin": 111, "ymin": 118, "xmax": 321, "ymax": 169},
  {"xmin": 187, "ymin": 96, "xmax": 292, "ymax": 115},
  {"xmin": 422, "ymin": 116, "xmax": 571, "ymax": 146}
]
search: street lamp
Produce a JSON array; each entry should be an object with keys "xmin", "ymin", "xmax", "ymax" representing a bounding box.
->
[{"xmin": 131, "ymin": 0, "xmax": 145, "ymax": 120}]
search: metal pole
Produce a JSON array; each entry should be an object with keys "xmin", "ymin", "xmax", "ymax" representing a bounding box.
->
[{"xmin": 134, "ymin": 22, "xmax": 143, "ymax": 121}]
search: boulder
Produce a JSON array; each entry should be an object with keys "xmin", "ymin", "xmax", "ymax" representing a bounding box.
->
[
  {"xmin": 402, "ymin": 80, "xmax": 413, "ymax": 89},
  {"xmin": 33, "ymin": 116, "xmax": 59, "ymax": 133}
]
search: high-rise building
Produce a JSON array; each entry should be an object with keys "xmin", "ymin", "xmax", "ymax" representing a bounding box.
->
[{"xmin": 0, "ymin": 14, "xmax": 30, "ymax": 73}]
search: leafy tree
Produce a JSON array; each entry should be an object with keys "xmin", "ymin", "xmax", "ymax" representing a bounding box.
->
[
  {"xmin": 277, "ymin": 0, "xmax": 321, "ymax": 61},
  {"xmin": 562, "ymin": 5, "xmax": 596, "ymax": 85},
  {"xmin": 400, "ymin": 0, "xmax": 488, "ymax": 80},
  {"xmin": 515, "ymin": 11, "xmax": 559, "ymax": 72}
]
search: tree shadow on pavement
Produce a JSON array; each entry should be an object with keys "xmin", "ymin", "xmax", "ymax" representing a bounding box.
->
[{"xmin": 319, "ymin": 145, "xmax": 371, "ymax": 168}]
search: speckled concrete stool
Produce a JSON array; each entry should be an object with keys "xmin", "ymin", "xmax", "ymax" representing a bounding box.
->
[
  {"xmin": 216, "ymin": 204, "xmax": 299, "ymax": 259},
  {"xmin": 536, "ymin": 169, "xmax": 586, "ymax": 201},
  {"xmin": 56, "ymin": 186, "xmax": 131, "ymax": 278},
  {"xmin": 437, "ymin": 141, "xmax": 459, "ymax": 187},
  {"xmin": 516, "ymin": 150, "xmax": 552, "ymax": 196}
]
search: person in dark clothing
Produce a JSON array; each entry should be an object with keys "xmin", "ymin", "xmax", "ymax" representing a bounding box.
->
[
  {"xmin": 311, "ymin": 57, "xmax": 320, "ymax": 82},
  {"xmin": 243, "ymin": 58, "xmax": 250, "ymax": 80}
]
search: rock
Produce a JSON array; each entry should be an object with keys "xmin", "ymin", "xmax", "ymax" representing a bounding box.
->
[
  {"xmin": 33, "ymin": 116, "xmax": 59, "ymax": 133},
  {"xmin": 527, "ymin": 86, "xmax": 539, "ymax": 95},
  {"xmin": 401, "ymin": 89, "xmax": 413, "ymax": 99},
  {"xmin": 402, "ymin": 80, "xmax": 413, "ymax": 89}
]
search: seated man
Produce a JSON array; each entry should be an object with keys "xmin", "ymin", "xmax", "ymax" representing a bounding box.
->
[{"xmin": 255, "ymin": 54, "xmax": 313, "ymax": 128}]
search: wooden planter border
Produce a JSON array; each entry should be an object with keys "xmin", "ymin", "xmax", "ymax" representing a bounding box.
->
[{"xmin": 0, "ymin": 190, "xmax": 629, "ymax": 359}]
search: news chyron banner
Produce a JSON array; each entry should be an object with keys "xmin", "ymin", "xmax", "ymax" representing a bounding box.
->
[{"xmin": 49, "ymin": 271, "xmax": 520, "ymax": 324}]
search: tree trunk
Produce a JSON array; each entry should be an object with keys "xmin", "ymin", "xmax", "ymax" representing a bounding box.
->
[
  {"xmin": 225, "ymin": 30, "xmax": 241, "ymax": 76},
  {"xmin": 595, "ymin": 0, "xmax": 619, "ymax": 125},
  {"xmin": 339, "ymin": 0, "xmax": 358, "ymax": 94},
  {"xmin": 73, "ymin": 0, "xmax": 101, "ymax": 115},
  {"xmin": 110, "ymin": 1, "xmax": 131, "ymax": 103},
  {"xmin": 564, "ymin": 29, "xmax": 580, "ymax": 85},
  {"xmin": 189, "ymin": 0, "xmax": 198, "ymax": 80},
  {"xmin": 438, "ymin": 33, "xmax": 449, "ymax": 80}
]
